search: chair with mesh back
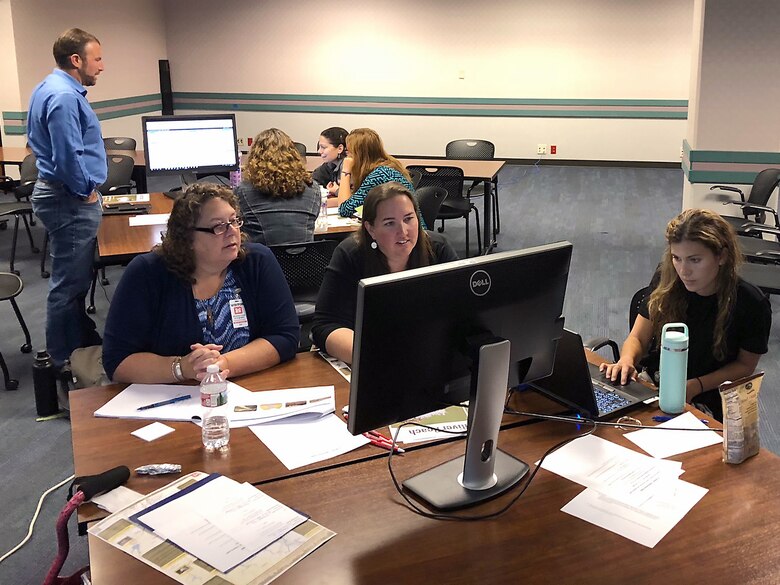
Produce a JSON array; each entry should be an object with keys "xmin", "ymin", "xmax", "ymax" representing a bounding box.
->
[
  {"xmin": 415, "ymin": 186, "xmax": 448, "ymax": 231},
  {"xmin": 103, "ymin": 136, "xmax": 137, "ymax": 151},
  {"xmin": 269, "ymin": 240, "xmax": 339, "ymax": 350},
  {"xmin": 408, "ymin": 168, "xmax": 422, "ymax": 189},
  {"xmin": 446, "ymin": 139, "xmax": 499, "ymax": 234},
  {"xmin": 584, "ymin": 285, "xmax": 652, "ymax": 362},
  {"xmin": 710, "ymin": 168, "xmax": 780, "ymax": 235},
  {"xmin": 0, "ymin": 271, "xmax": 33, "ymax": 390},
  {"xmin": 294, "ymin": 142, "xmax": 308, "ymax": 158},
  {"xmin": 408, "ymin": 164, "xmax": 481, "ymax": 257}
]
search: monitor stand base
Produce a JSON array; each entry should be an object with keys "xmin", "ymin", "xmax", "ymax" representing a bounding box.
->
[{"xmin": 403, "ymin": 449, "xmax": 529, "ymax": 511}]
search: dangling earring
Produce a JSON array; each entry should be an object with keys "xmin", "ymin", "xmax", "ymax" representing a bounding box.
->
[{"xmin": 370, "ymin": 240, "xmax": 378, "ymax": 250}]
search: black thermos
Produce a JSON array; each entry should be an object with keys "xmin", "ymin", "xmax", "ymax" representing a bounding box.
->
[{"xmin": 32, "ymin": 350, "xmax": 59, "ymax": 417}]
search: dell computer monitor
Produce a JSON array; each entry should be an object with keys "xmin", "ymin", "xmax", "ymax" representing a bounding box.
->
[
  {"xmin": 141, "ymin": 114, "xmax": 240, "ymax": 182},
  {"xmin": 349, "ymin": 241, "xmax": 572, "ymax": 510}
]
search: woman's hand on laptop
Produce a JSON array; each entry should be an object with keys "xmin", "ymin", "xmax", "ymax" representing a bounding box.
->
[{"xmin": 599, "ymin": 360, "xmax": 637, "ymax": 386}]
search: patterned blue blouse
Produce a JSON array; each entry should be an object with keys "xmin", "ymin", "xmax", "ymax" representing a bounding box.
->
[
  {"xmin": 195, "ymin": 269, "xmax": 250, "ymax": 352},
  {"xmin": 338, "ymin": 165, "xmax": 414, "ymax": 218}
]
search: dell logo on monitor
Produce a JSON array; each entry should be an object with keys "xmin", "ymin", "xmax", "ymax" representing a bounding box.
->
[{"xmin": 470, "ymin": 270, "xmax": 491, "ymax": 296}]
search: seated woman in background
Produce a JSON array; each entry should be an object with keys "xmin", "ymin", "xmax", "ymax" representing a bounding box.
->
[
  {"xmin": 235, "ymin": 128, "xmax": 321, "ymax": 245},
  {"xmin": 103, "ymin": 183, "xmax": 300, "ymax": 383},
  {"xmin": 601, "ymin": 208, "xmax": 771, "ymax": 421},
  {"xmin": 312, "ymin": 126, "xmax": 348, "ymax": 195},
  {"xmin": 312, "ymin": 182, "xmax": 458, "ymax": 364},
  {"xmin": 331, "ymin": 128, "xmax": 414, "ymax": 218}
]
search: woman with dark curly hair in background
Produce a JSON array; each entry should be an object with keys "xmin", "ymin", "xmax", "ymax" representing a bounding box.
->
[
  {"xmin": 102, "ymin": 183, "xmax": 299, "ymax": 383},
  {"xmin": 235, "ymin": 127, "xmax": 321, "ymax": 245}
]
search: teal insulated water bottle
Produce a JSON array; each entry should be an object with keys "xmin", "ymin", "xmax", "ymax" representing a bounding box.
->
[{"xmin": 659, "ymin": 322, "xmax": 688, "ymax": 414}]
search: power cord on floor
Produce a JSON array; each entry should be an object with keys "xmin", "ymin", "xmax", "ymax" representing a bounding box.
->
[{"xmin": 0, "ymin": 474, "xmax": 75, "ymax": 564}]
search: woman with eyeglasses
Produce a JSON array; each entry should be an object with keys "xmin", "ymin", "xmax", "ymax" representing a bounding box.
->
[{"xmin": 103, "ymin": 183, "xmax": 299, "ymax": 383}]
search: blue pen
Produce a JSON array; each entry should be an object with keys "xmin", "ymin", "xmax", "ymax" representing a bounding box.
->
[
  {"xmin": 653, "ymin": 415, "xmax": 709, "ymax": 425},
  {"xmin": 137, "ymin": 394, "xmax": 192, "ymax": 411}
]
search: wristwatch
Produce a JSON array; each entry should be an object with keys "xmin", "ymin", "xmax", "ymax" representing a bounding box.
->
[{"xmin": 172, "ymin": 356, "xmax": 185, "ymax": 381}]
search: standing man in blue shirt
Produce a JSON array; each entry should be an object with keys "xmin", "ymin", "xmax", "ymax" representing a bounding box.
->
[{"xmin": 28, "ymin": 28, "xmax": 107, "ymax": 368}]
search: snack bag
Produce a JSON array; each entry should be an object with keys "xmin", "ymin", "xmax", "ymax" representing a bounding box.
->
[{"xmin": 719, "ymin": 372, "xmax": 763, "ymax": 464}]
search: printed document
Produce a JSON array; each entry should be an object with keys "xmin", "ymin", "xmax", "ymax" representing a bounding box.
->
[
  {"xmin": 562, "ymin": 479, "xmax": 708, "ymax": 548},
  {"xmin": 539, "ymin": 434, "xmax": 683, "ymax": 507},
  {"xmin": 134, "ymin": 474, "xmax": 306, "ymax": 573},
  {"xmin": 250, "ymin": 413, "xmax": 369, "ymax": 470},
  {"xmin": 624, "ymin": 411, "xmax": 723, "ymax": 459},
  {"xmin": 129, "ymin": 213, "xmax": 170, "ymax": 226}
]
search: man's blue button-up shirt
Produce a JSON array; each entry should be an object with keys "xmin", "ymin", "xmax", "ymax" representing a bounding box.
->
[{"xmin": 27, "ymin": 68, "xmax": 107, "ymax": 198}]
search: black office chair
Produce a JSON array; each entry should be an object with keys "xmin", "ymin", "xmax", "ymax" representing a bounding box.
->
[
  {"xmin": 414, "ymin": 186, "xmax": 448, "ymax": 232},
  {"xmin": 408, "ymin": 169, "xmax": 422, "ymax": 189},
  {"xmin": 0, "ymin": 271, "xmax": 33, "ymax": 390},
  {"xmin": 0, "ymin": 200, "xmax": 39, "ymax": 275},
  {"xmin": 84, "ymin": 155, "xmax": 136, "ymax": 313},
  {"xmin": 293, "ymin": 142, "xmax": 308, "ymax": 158},
  {"xmin": 446, "ymin": 139, "xmax": 499, "ymax": 235},
  {"xmin": 268, "ymin": 240, "xmax": 339, "ymax": 350},
  {"xmin": 103, "ymin": 136, "xmax": 137, "ymax": 151},
  {"xmin": 584, "ymin": 285, "xmax": 652, "ymax": 362},
  {"xmin": 711, "ymin": 168, "xmax": 780, "ymax": 235},
  {"xmin": 408, "ymin": 165, "xmax": 481, "ymax": 257}
]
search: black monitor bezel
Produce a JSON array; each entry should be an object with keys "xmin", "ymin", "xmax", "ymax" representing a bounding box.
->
[
  {"xmin": 348, "ymin": 241, "xmax": 572, "ymax": 435},
  {"xmin": 141, "ymin": 113, "xmax": 240, "ymax": 177}
]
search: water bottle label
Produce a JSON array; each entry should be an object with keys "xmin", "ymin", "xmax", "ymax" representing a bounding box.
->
[{"xmin": 201, "ymin": 390, "xmax": 228, "ymax": 407}]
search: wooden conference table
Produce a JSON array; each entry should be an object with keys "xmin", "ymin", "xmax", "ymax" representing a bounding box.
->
[
  {"xmin": 96, "ymin": 192, "xmax": 359, "ymax": 263},
  {"xmin": 75, "ymin": 352, "xmax": 780, "ymax": 583},
  {"xmin": 306, "ymin": 155, "xmax": 505, "ymax": 252}
]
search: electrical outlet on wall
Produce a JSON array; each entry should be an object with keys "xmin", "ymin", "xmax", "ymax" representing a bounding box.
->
[
  {"xmin": 237, "ymin": 137, "xmax": 245, "ymax": 147},
  {"xmin": 537, "ymin": 144, "xmax": 547, "ymax": 155},
  {"xmin": 550, "ymin": 145, "xmax": 557, "ymax": 155}
]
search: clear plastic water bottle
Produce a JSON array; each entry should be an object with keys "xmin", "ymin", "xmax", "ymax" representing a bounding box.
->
[
  {"xmin": 659, "ymin": 322, "xmax": 688, "ymax": 414},
  {"xmin": 200, "ymin": 364, "xmax": 230, "ymax": 451},
  {"xmin": 315, "ymin": 186, "xmax": 329, "ymax": 231}
]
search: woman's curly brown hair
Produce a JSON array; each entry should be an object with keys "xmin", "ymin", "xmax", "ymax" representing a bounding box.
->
[
  {"xmin": 243, "ymin": 128, "xmax": 312, "ymax": 198},
  {"xmin": 155, "ymin": 183, "xmax": 247, "ymax": 283}
]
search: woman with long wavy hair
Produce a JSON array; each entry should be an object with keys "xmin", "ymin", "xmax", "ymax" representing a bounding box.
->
[
  {"xmin": 236, "ymin": 128, "xmax": 321, "ymax": 245},
  {"xmin": 330, "ymin": 128, "xmax": 413, "ymax": 218},
  {"xmin": 601, "ymin": 208, "xmax": 771, "ymax": 420}
]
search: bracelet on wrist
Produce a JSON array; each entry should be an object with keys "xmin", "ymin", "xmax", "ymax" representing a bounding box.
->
[
  {"xmin": 172, "ymin": 356, "xmax": 185, "ymax": 382},
  {"xmin": 341, "ymin": 171, "xmax": 352, "ymax": 176}
]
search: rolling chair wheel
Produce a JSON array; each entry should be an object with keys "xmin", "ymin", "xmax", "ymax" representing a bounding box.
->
[
  {"xmin": 0, "ymin": 221, "xmax": 7, "ymax": 231},
  {"xmin": 437, "ymin": 226, "xmax": 445, "ymax": 233},
  {"xmin": 87, "ymin": 305, "xmax": 96, "ymax": 315},
  {"xmin": 20, "ymin": 343, "xmax": 32, "ymax": 354},
  {"xmin": 100, "ymin": 277, "xmax": 110, "ymax": 286},
  {"xmin": 5, "ymin": 379, "xmax": 19, "ymax": 391},
  {"xmin": 41, "ymin": 271, "xmax": 50, "ymax": 279},
  {"xmin": 11, "ymin": 269, "xmax": 20, "ymax": 276}
]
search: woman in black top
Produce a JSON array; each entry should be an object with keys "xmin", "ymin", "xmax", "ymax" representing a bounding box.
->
[
  {"xmin": 601, "ymin": 208, "xmax": 771, "ymax": 420},
  {"xmin": 312, "ymin": 126, "xmax": 348, "ymax": 195},
  {"xmin": 312, "ymin": 182, "xmax": 458, "ymax": 363}
]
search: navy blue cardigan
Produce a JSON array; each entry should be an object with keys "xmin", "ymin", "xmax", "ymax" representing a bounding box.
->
[{"xmin": 103, "ymin": 243, "xmax": 299, "ymax": 380}]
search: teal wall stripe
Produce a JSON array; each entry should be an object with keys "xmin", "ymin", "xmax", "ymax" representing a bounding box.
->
[
  {"xmin": 683, "ymin": 139, "xmax": 780, "ymax": 184},
  {"xmin": 175, "ymin": 101, "xmax": 686, "ymax": 119},
  {"xmin": 2, "ymin": 94, "xmax": 162, "ymax": 136},
  {"xmin": 174, "ymin": 92, "xmax": 688, "ymax": 108}
]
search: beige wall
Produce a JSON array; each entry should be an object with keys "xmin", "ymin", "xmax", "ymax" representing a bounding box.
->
[{"xmin": 162, "ymin": 0, "xmax": 694, "ymax": 161}]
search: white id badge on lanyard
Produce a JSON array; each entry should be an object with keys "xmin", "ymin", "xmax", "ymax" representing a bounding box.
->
[{"xmin": 229, "ymin": 298, "xmax": 249, "ymax": 328}]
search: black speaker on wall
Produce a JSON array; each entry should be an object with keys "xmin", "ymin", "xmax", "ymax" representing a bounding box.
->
[{"xmin": 159, "ymin": 59, "xmax": 173, "ymax": 115}]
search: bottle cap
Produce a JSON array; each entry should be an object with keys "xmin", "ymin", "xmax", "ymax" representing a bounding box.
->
[{"xmin": 206, "ymin": 364, "xmax": 220, "ymax": 373}]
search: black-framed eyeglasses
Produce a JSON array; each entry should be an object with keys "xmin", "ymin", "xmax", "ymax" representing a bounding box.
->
[{"xmin": 191, "ymin": 217, "xmax": 244, "ymax": 235}]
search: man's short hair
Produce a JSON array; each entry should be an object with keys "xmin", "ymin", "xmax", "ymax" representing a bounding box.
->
[{"xmin": 53, "ymin": 28, "xmax": 100, "ymax": 70}]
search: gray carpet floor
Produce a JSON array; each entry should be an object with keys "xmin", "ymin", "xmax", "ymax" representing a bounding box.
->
[{"xmin": 0, "ymin": 164, "xmax": 778, "ymax": 583}]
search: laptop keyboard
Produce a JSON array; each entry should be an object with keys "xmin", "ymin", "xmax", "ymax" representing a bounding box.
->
[{"xmin": 591, "ymin": 380, "xmax": 632, "ymax": 415}]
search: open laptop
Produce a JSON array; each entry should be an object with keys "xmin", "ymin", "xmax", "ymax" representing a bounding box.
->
[{"xmin": 531, "ymin": 329, "xmax": 657, "ymax": 419}]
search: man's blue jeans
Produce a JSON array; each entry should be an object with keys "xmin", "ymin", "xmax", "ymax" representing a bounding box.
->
[{"xmin": 32, "ymin": 181, "xmax": 103, "ymax": 366}]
